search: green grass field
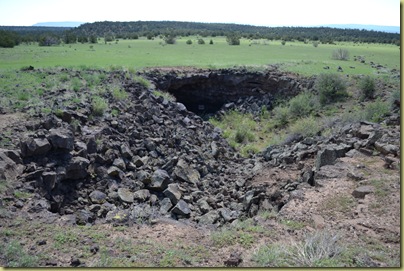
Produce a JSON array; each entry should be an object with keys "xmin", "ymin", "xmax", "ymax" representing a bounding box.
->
[{"xmin": 0, "ymin": 37, "xmax": 399, "ymax": 76}]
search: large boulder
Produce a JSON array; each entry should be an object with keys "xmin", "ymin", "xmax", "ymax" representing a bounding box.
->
[
  {"xmin": 65, "ymin": 156, "xmax": 90, "ymax": 180},
  {"xmin": 20, "ymin": 137, "xmax": 51, "ymax": 157},
  {"xmin": 48, "ymin": 128, "xmax": 74, "ymax": 151},
  {"xmin": 173, "ymin": 159, "xmax": 200, "ymax": 185},
  {"xmin": 148, "ymin": 169, "xmax": 171, "ymax": 191}
]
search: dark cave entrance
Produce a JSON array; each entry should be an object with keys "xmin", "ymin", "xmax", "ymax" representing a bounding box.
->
[{"xmin": 149, "ymin": 69, "xmax": 308, "ymax": 117}]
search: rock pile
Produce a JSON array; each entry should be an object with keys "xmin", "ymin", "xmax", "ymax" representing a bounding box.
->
[
  {"xmin": 1, "ymin": 71, "xmax": 271, "ymax": 226},
  {"xmin": 0, "ymin": 68, "xmax": 400, "ymax": 229}
]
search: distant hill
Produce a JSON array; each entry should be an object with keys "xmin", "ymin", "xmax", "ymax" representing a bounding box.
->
[
  {"xmin": 33, "ymin": 21, "xmax": 84, "ymax": 27},
  {"xmin": 71, "ymin": 21, "xmax": 400, "ymax": 44},
  {"xmin": 322, "ymin": 24, "xmax": 400, "ymax": 34}
]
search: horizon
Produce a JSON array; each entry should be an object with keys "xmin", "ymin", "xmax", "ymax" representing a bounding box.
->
[{"xmin": 0, "ymin": 0, "xmax": 400, "ymax": 28}]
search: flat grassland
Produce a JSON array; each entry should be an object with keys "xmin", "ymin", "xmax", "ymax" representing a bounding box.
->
[{"xmin": 0, "ymin": 37, "xmax": 399, "ymax": 76}]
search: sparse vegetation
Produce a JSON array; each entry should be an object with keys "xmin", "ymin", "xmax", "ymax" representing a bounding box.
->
[
  {"xmin": 91, "ymin": 96, "xmax": 108, "ymax": 116},
  {"xmin": 332, "ymin": 48, "xmax": 349, "ymax": 60}
]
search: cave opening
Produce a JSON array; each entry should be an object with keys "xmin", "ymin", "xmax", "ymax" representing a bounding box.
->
[{"xmin": 149, "ymin": 69, "xmax": 307, "ymax": 118}]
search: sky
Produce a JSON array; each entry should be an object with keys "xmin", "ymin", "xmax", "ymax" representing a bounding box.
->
[{"xmin": 0, "ymin": 0, "xmax": 400, "ymax": 27}]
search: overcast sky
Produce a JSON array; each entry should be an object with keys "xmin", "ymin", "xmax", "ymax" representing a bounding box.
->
[{"xmin": 0, "ymin": 0, "xmax": 400, "ymax": 27}]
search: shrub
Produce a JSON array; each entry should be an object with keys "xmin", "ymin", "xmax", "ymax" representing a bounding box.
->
[
  {"xmin": 235, "ymin": 127, "xmax": 255, "ymax": 144},
  {"xmin": 186, "ymin": 39, "xmax": 192, "ymax": 45},
  {"xmin": 197, "ymin": 38, "xmax": 205, "ymax": 44},
  {"xmin": 358, "ymin": 76, "xmax": 376, "ymax": 100},
  {"xmin": 363, "ymin": 98, "xmax": 389, "ymax": 123},
  {"xmin": 91, "ymin": 96, "xmax": 108, "ymax": 116},
  {"xmin": 288, "ymin": 91, "xmax": 319, "ymax": 118},
  {"xmin": 289, "ymin": 116, "xmax": 322, "ymax": 137},
  {"xmin": 332, "ymin": 48, "xmax": 349, "ymax": 60},
  {"xmin": 112, "ymin": 87, "xmax": 128, "ymax": 101},
  {"xmin": 281, "ymin": 40, "xmax": 286, "ymax": 45},
  {"xmin": 285, "ymin": 231, "xmax": 342, "ymax": 267},
  {"xmin": 272, "ymin": 105, "xmax": 289, "ymax": 126},
  {"xmin": 312, "ymin": 41, "xmax": 319, "ymax": 47},
  {"xmin": 315, "ymin": 73, "xmax": 348, "ymax": 105},
  {"xmin": 209, "ymin": 39, "xmax": 214, "ymax": 45},
  {"xmin": 226, "ymin": 33, "xmax": 240, "ymax": 45},
  {"xmin": 163, "ymin": 34, "xmax": 176, "ymax": 45}
]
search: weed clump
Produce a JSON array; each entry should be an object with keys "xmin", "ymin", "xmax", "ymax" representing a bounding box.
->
[{"xmin": 91, "ymin": 96, "xmax": 108, "ymax": 116}]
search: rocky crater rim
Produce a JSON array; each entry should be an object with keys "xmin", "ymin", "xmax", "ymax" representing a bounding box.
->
[{"xmin": 143, "ymin": 67, "xmax": 313, "ymax": 116}]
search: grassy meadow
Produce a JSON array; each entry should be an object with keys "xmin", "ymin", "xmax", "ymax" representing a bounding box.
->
[{"xmin": 0, "ymin": 36, "xmax": 400, "ymax": 76}]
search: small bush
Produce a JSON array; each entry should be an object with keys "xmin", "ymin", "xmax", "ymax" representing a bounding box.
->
[
  {"xmin": 91, "ymin": 96, "xmax": 108, "ymax": 116},
  {"xmin": 252, "ymin": 244, "xmax": 288, "ymax": 267},
  {"xmin": 363, "ymin": 98, "xmax": 389, "ymax": 123},
  {"xmin": 235, "ymin": 127, "xmax": 255, "ymax": 144},
  {"xmin": 197, "ymin": 38, "xmax": 205, "ymax": 45},
  {"xmin": 286, "ymin": 231, "xmax": 342, "ymax": 267},
  {"xmin": 332, "ymin": 48, "xmax": 349, "ymax": 60},
  {"xmin": 289, "ymin": 116, "xmax": 322, "ymax": 137},
  {"xmin": 358, "ymin": 76, "xmax": 376, "ymax": 100},
  {"xmin": 288, "ymin": 91, "xmax": 319, "ymax": 118},
  {"xmin": 315, "ymin": 73, "xmax": 348, "ymax": 105},
  {"xmin": 163, "ymin": 34, "xmax": 176, "ymax": 45},
  {"xmin": 226, "ymin": 33, "xmax": 240, "ymax": 45},
  {"xmin": 112, "ymin": 87, "xmax": 128, "ymax": 101},
  {"xmin": 272, "ymin": 105, "xmax": 290, "ymax": 126},
  {"xmin": 209, "ymin": 39, "xmax": 214, "ymax": 45},
  {"xmin": 186, "ymin": 39, "xmax": 192, "ymax": 45},
  {"xmin": 312, "ymin": 41, "xmax": 319, "ymax": 47}
]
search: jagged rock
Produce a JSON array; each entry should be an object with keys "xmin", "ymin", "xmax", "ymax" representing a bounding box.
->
[
  {"xmin": 198, "ymin": 210, "xmax": 220, "ymax": 224},
  {"xmin": 75, "ymin": 209, "xmax": 94, "ymax": 225},
  {"xmin": 117, "ymin": 188, "xmax": 134, "ymax": 203},
  {"xmin": 160, "ymin": 198, "xmax": 173, "ymax": 214},
  {"xmin": 42, "ymin": 171, "xmax": 57, "ymax": 190},
  {"xmin": 374, "ymin": 142, "xmax": 399, "ymax": 156},
  {"xmin": 352, "ymin": 185, "xmax": 375, "ymax": 199},
  {"xmin": 219, "ymin": 207, "xmax": 238, "ymax": 222},
  {"xmin": 112, "ymin": 158, "xmax": 126, "ymax": 170},
  {"xmin": 66, "ymin": 157, "xmax": 90, "ymax": 180},
  {"xmin": 172, "ymin": 199, "xmax": 191, "ymax": 216},
  {"xmin": 173, "ymin": 159, "xmax": 200, "ymax": 185},
  {"xmin": 315, "ymin": 144, "xmax": 352, "ymax": 169},
  {"xmin": 148, "ymin": 169, "xmax": 171, "ymax": 191},
  {"xmin": 136, "ymin": 170, "xmax": 151, "ymax": 185},
  {"xmin": 48, "ymin": 128, "xmax": 74, "ymax": 150},
  {"xmin": 105, "ymin": 209, "xmax": 130, "ymax": 224},
  {"xmin": 20, "ymin": 137, "xmax": 51, "ymax": 157},
  {"xmin": 197, "ymin": 198, "xmax": 211, "ymax": 214},
  {"xmin": 89, "ymin": 190, "xmax": 107, "ymax": 204},
  {"xmin": 0, "ymin": 150, "xmax": 24, "ymax": 181},
  {"xmin": 163, "ymin": 183, "xmax": 182, "ymax": 204},
  {"xmin": 133, "ymin": 189, "xmax": 150, "ymax": 202}
]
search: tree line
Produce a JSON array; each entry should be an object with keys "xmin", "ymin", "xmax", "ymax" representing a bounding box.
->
[{"xmin": 0, "ymin": 21, "xmax": 400, "ymax": 48}]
